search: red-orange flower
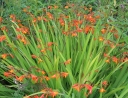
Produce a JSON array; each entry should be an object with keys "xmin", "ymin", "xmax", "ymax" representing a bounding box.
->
[
  {"xmin": 50, "ymin": 91, "xmax": 58, "ymax": 98},
  {"xmin": 114, "ymin": 33, "xmax": 119, "ymax": 39},
  {"xmin": 72, "ymin": 20, "xmax": 82, "ymax": 28},
  {"xmin": 0, "ymin": 35, "xmax": 6, "ymax": 42},
  {"xmin": 0, "ymin": 17, "xmax": 3, "ymax": 23},
  {"xmin": 31, "ymin": 54, "xmax": 37, "ymax": 59},
  {"xmin": 21, "ymin": 26, "xmax": 29, "ymax": 34},
  {"xmin": 71, "ymin": 32, "xmax": 77, "ymax": 37},
  {"xmin": 54, "ymin": 5, "xmax": 58, "ymax": 9},
  {"xmin": 101, "ymin": 28, "xmax": 106, "ymax": 34},
  {"xmin": 102, "ymin": 80, "xmax": 108, "ymax": 87},
  {"xmin": 46, "ymin": 12, "xmax": 53, "ymax": 19},
  {"xmin": 1, "ymin": 54, "xmax": 8, "ymax": 59},
  {"xmin": 16, "ymin": 75, "xmax": 25, "ymax": 82},
  {"xmin": 30, "ymin": 74, "xmax": 38, "ymax": 83},
  {"xmin": 21, "ymin": 37, "xmax": 27, "ymax": 44},
  {"xmin": 4, "ymin": 72, "xmax": 12, "ymax": 77},
  {"xmin": 112, "ymin": 56, "xmax": 118, "ymax": 64},
  {"xmin": 84, "ymin": 13, "xmax": 96, "ymax": 23},
  {"xmin": 44, "ymin": 76, "xmax": 50, "ymax": 81},
  {"xmin": 1, "ymin": 26, "xmax": 8, "ymax": 32},
  {"xmin": 76, "ymin": 28, "xmax": 83, "ymax": 33},
  {"xmin": 47, "ymin": 42, "xmax": 54, "ymax": 47},
  {"xmin": 103, "ymin": 53, "xmax": 110, "ymax": 58},
  {"xmin": 51, "ymin": 73, "xmax": 60, "ymax": 79},
  {"xmin": 72, "ymin": 83, "xmax": 84, "ymax": 92},
  {"xmin": 64, "ymin": 59, "xmax": 71, "ymax": 65},
  {"xmin": 60, "ymin": 72, "xmax": 68, "ymax": 78},
  {"xmin": 48, "ymin": 6, "xmax": 52, "ymax": 9},
  {"xmin": 41, "ymin": 48, "xmax": 46, "ymax": 53},
  {"xmin": 84, "ymin": 26, "xmax": 94, "ymax": 34},
  {"xmin": 84, "ymin": 84, "xmax": 93, "ymax": 94},
  {"xmin": 10, "ymin": 14, "xmax": 16, "ymax": 22},
  {"xmin": 59, "ymin": 18, "xmax": 65, "ymax": 26}
]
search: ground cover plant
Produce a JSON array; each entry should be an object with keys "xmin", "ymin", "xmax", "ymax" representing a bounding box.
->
[{"xmin": 0, "ymin": 0, "xmax": 128, "ymax": 98}]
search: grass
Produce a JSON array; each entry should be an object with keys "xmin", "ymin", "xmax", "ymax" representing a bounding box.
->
[{"xmin": 0, "ymin": 0, "xmax": 128, "ymax": 98}]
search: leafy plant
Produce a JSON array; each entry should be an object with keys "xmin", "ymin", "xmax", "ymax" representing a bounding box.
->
[{"xmin": 0, "ymin": 1, "xmax": 128, "ymax": 98}]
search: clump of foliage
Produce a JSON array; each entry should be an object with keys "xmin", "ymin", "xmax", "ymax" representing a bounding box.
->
[{"xmin": 0, "ymin": 0, "xmax": 128, "ymax": 98}]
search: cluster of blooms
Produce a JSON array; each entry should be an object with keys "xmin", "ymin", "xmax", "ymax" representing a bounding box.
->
[
  {"xmin": 4, "ymin": 65, "xmax": 69, "ymax": 83},
  {"xmin": 104, "ymin": 52, "xmax": 128, "ymax": 64},
  {"xmin": 24, "ymin": 88, "xmax": 58, "ymax": 98},
  {"xmin": 72, "ymin": 80, "xmax": 108, "ymax": 97}
]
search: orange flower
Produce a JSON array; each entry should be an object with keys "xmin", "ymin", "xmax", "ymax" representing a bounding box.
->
[
  {"xmin": 99, "ymin": 36, "xmax": 104, "ymax": 41},
  {"xmin": 31, "ymin": 54, "xmax": 37, "ymax": 59},
  {"xmin": 32, "ymin": 18, "xmax": 37, "ymax": 23},
  {"xmin": 37, "ymin": 16, "xmax": 43, "ymax": 21},
  {"xmin": 47, "ymin": 42, "xmax": 54, "ymax": 47},
  {"xmin": 103, "ymin": 53, "xmax": 110, "ymax": 58},
  {"xmin": 16, "ymin": 75, "xmax": 25, "ymax": 82},
  {"xmin": 48, "ymin": 6, "xmax": 52, "ymax": 9},
  {"xmin": 101, "ymin": 28, "xmax": 106, "ymax": 34},
  {"xmin": 42, "ymin": 17, "xmax": 48, "ymax": 22},
  {"xmin": 50, "ymin": 91, "xmax": 58, "ymax": 98},
  {"xmin": 54, "ymin": 5, "xmax": 58, "ymax": 9},
  {"xmin": 33, "ymin": 95, "xmax": 39, "ymax": 98},
  {"xmin": 114, "ymin": 33, "xmax": 119, "ymax": 39},
  {"xmin": 51, "ymin": 73, "xmax": 60, "ymax": 79},
  {"xmin": 0, "ymin": 35, "xmax": 6, "ymax": 42},
  {"xmin": 16, "ymin": 34, "xmax": 22, "ymax": 39},
  {"xmin": 84, "ymin": 26, "xmax": 94, "ymax": 34},
  {"xmin": 76, "ymin": 28, "xmax": 83, "ymax": 33},
  {"xmin": 71, "ymin": 32, "xmax": 77, "ymax": 37},
  {"xmin": 21, "ymin": 26, "xmax": 29, "ymax": 34},
  {"xmin": 99, "ymin": 88, "xmax": 106, "ymax": 93},
  {"xmin": 1, "ymin": 26, "xmax": 8, "ymax": 32},
  {"xmin": 17, "ymin": 19, "xmax": 21, "ymax": 23},
  {"xmin": 40, "ymin": 94, "xmax": 45, "ymax": 98},
  {"xmin": 1, "ymin": 54, "xmax": 8, "ymax": 59},
  {"xmin": 72, "ymin": 83, "xmax": 84, "ymax": 92},
  {"xmin": 30, "ymin": 74, "xmax": 38, "ymax": 83},
  {"xmin": 84, "ymin": 84, "xmax": 93, "ymax": 94},
  {"xmin": 8, "ymin": 69, "xmax": 14, "ymax": 74},
  {"xmin": 112, "ymin": 56, "xmax": 118, "ymax": 64},
  {"xmin": 64, "ymin": 59, "xmax": 71, "ymax": 65},
  {"xmin": 41, "ymin": 70, "xmax": 45, "ymax": 75},
  {"xmin": 41, "ymin": 48, "xmax": 46, "ymax": 53},
  {"xmin": 4, "ymin": 72, "xmax": 12, "ymax": 77},
  {"xmin": 60, "ymin": 72, "xmax": 68, "ymax": 78},
  {"xmin": 10, "ymin": 14, "xmax": 16, "ymax": 22},
  {"xmin": 59, "ymin": 18, "xmax": 65, "ymax": 26},
  {"xmin": 0, "ymin": 17, "xmax": 3, "ymax": 23},
  {"xmin": 65, "ymin": 5, "xmax": 69, "ymax": 9},
  {"xmin": 22, "ymin": 7, "xmax": 29, "ymax": 12},
  {"xmin": 102, "ymin": 80, "xmax": 108, "ymax": 87},
  {"xmin": 21, "ymin": 37, "xmax": 27, "ymax": 44},
  {"xmin": 44, "ymin": 76, "xmax": 50, "ymax": 81},
  {"xmin": 46, "ymin": 12, "xmax": 53, "ymax": 19},
  {"xmin": 72, "ymin": 20, "xmax": 82, "ymax": 28},
  {"xmin": 84, "ymin": 13, "xmax": 96, "ymax": 23},
  {"xmin": 105, "ymin": 59, "xmax": 110, "ymax": 63}
]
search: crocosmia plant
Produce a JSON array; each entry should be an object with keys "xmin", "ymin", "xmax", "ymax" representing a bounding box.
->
[{"xmin": 0, "ymin": 1, "xmax": 128, "ymax": 98}]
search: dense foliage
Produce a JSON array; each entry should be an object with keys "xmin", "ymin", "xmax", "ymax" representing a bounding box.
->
[{"xmin": 0, "ymin": 0, "xmax": 128, "ymax": 98}]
